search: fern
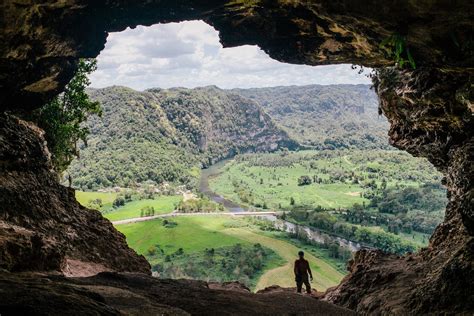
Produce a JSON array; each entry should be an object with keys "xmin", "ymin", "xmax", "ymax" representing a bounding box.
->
[{"xmin": 380, "ymin": 34, "xmax": 416, "ymax": 69}]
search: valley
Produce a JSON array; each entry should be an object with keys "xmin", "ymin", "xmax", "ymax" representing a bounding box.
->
[
  {"xmin": 208, "ymin": 149, "xmax": 446, "ymax": 254},
  {"xmin": 75, "ymin": 148, "xmax": 446, "ymax": 291},
  {"xmin": 72, "ymin": 83, "xmax": 447, "ymax": 293},
  {"xmin": 76, "ymin": 188, "xmax": 348, "ymax": 291}
]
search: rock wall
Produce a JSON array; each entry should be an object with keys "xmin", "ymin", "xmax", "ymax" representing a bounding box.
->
[
  {"xmin": 0, "ymin": 271, "xmax": 355, "ymax": 315},
  {"xmin": 0, "ymin": 113, "xmax": 150, "ymax": 275}
]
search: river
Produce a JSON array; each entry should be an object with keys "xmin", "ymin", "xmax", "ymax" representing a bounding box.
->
[{"xmin": 199, "ymin": 159, "xmax": 364, "ymax": 253}]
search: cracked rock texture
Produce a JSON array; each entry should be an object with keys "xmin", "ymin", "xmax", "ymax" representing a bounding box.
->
[
  {"xmin": 1, "ymin": 0, "xmax": 473, "ymax": 111},
  {"xmin": 0, "ymin": 272, "xmax": 354, "ymax": 315},
  {"xmin": 0, "ymin": 113, "xmax": 151, "ymax": 275},
  {"xmin": 0, "ymin": 1, "xmax": 473, "ymax": 315},
  {"xmin": 323, "ymin": 68, "xmax": 473, "ymax": 314}
]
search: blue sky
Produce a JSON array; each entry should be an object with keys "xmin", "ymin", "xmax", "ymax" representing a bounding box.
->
[{"xmin": 90, "ymin": 20, "xmax": 372, "ymax": 90}]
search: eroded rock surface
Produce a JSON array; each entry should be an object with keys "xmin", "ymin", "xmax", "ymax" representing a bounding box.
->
[
  {"xmin": 324, "ymin": 68, "xmax": 474, "ymax": 314},
  {"xmin": 0, "ymin": 113, "xmax": 150, "ymax": 275},
  {"xmin": 0, "ymin": 272, "xmax": 354, "ymax": 316},
  {"xmin": 1, "ymin": 0, "xmax": 473, "ymax": 111}
]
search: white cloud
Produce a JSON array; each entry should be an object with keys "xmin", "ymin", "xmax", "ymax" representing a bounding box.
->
[{"xmin": 90, "ymin": 20, "xmax": 372, "ymax": 90}]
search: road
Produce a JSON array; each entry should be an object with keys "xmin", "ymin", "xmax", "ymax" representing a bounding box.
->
[{"xmin": 111, "ymin": 211, "xmax": 277, "ymax": 225}]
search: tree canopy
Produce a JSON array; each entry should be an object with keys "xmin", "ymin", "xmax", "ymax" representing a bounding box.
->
[{"xmin": 35, "ymin": 59, "xmax": 101, "ymax": 174}]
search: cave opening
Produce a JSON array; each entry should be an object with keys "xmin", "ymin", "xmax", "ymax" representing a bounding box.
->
[
  {"xmin": 1, "ymin": 2, "xmax": 472, "ymax": 315},
  {"xmin": 66, "ymin": 21, "xmax": 447, "ymax": 292}
]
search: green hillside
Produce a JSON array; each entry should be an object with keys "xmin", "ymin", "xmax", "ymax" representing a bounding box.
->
[
  {"xmin": 233, "ymin": 84, "xmax": 389, "ymax": 149},
  {"xmin": 68, "ymin": 84, "xmax": 389, "ymax": 191},
  {"xmin": 68, "ymin": 86, "xmax": 297, "ymax": 190}
]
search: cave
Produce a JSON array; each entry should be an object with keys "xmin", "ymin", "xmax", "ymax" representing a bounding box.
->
[{"xmin": 0, "ymin": 1, "xmax": 472, "ymax": 315}]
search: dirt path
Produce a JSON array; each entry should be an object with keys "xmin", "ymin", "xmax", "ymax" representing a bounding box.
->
[
  {"xmin": 222, "ymin": 228, "xmax": 344, "ymax": 292},
  {"xmin": 343, "ymin": 155, "xmax": 353, "ymax": 165},
  {"xmin": 111, "ymin": 211, "xmax": 277, "ymax": 225}
]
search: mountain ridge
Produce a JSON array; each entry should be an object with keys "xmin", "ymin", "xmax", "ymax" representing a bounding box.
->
[
  {"xmin": 231, "ymin": 84, "xmax": 389, "ymax": 149},
  {"xmin": 69, "ymin": 84, "xmax": 389, "ymax": 190}
]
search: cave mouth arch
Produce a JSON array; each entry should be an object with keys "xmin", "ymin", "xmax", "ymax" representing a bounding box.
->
[
  {"xmin": 0, "ymin": 1, "xmax": 472, "ymax": 315},
  {"xmin": 69, "ymin": 19, "xmax": 448, "ymax": 293}
]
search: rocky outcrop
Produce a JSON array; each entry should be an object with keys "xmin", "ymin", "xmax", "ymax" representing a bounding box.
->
[
  {"xmin": 0, "ymin": 271, "xmax": 354, "ymax": 315},
  {"xmin": 0, "ymin": 113, "xmax": 150, "ymax": 275},
  {"xmin": 323, "ymin": 68, "xmax": 473, "ymax": 314},
  {"xmin": 375, "ymin": 67, "xmax": 473, "ymax": 237}
]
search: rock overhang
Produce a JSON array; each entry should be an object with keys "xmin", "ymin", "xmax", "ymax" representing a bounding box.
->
[{"xmin": 1, "ymin": 0, "xmax": 473, "ymax": 111}]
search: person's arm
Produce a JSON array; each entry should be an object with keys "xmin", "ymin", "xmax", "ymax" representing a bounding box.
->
[
  {"xmin": 294, "ymin": 261, "xmax": 298, "ymax": 276},
  {"xmin": 307, "ymin": 261, "xmax": 313, "ymax": 280}
]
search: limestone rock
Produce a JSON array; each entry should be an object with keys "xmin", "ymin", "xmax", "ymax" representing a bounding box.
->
[
  {"xmin": 0, "ymin": 271, "xmax": 355, "ymax": 315},
  {"xmin": 0, "ymin": 113, "xmax": 151, "ymax": 276}
]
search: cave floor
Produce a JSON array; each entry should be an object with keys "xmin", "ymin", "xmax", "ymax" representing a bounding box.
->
[{"xmin": 0, "ymin": 271, "xmax": 354, "ymax": 315}]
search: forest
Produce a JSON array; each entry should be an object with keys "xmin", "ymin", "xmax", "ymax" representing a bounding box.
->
[
  {"xmin": 151, "ymin": 243, "xmax": 282, "ymax": 288},
  {"xmin": 67, "ymin": 86, "xmax": 296, "ymax": 190},
  {"xmin": 233, "ymin": 84, "xmax": 389, "ymax": 149},
  {"xmin": 67, "ymin": 84, "xmax": 385, "ymax": 191}
]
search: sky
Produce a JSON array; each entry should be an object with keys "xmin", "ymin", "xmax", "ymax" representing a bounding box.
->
[{"xmin": 90, "ymin": 20, "xmax": 371, "ymax": 90}]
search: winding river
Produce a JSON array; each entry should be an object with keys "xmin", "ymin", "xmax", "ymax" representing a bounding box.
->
[{"xmin": 199, "ymin": 159, "xmax": 364, "ymax": 253}]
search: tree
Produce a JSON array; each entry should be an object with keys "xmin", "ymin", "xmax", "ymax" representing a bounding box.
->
[
  {"xmin": 297, "ymin": 175, "xmax": 312, "ymax": 186},
  {"xmin": 34, "ymin": 59, "xmax": 101, "ymax": 175},
  {"xmin": 87, "ymin": 198, "xmax": 102, "ymax": 209},
  {"xmin": 113, "ymin": 197, "xmax": 125, "ymax": 208}
]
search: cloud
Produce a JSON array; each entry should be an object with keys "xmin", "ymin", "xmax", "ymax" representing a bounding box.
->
[{"xmin": 90, "ymin": 20, "xmax": 372, "ymax": 90}]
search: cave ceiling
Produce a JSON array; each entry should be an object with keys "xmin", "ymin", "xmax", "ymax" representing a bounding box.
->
[{"xmin": 0, "ymin": 0, "xmax": 473, "ymax": 111}]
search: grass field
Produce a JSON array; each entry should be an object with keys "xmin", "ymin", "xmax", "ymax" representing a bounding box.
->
[
  {"xmin": 116, "ymin": 216, "xmax": 248, "ymax": 257},
  {"xmin": 75, "ymin": 191, "xmax": 118, "ymax": 210},
  {"xmin": 116, "ymin": 215, "xmax": 344, "ymax": 291},
  {"xmin": 209, "ymin": 149, "xmax": 442, "ymax": 210},
  {"xmin": 223, "ymin": 228, "xmax": 344, "ymax": 291},
  {"xmin": 103, "ymin": 196, "xmax": 182, "ymax": 221},
  {"xmin": 209, "ymin": 159, "xmax": 368, "ymax": 209}
]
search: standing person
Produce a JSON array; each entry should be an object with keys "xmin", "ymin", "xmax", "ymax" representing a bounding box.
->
[{"xmin": 294, "ymin": 251, "xmax": 313, "ymax": 294}]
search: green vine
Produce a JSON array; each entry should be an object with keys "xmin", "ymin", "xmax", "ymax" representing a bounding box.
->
[{"xmin": 380, "ymin": 34, "xmax": 416, "ymax": 69}]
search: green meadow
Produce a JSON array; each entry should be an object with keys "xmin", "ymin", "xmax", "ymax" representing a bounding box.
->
[
  {"xmin": 116, "ymin": 216, "xmax": 245, "ymax": 256},
  {"xmin": 75, "ymin": 191, "xmax": 182, "ymax": 221},
  {"xmin": 103, "ymin": 196, "xmax": 182, "ymax": 221},
  {"xmin": 75, "ymin": 191, "xmax": 118, "ymax": 210},
  {"xmin": 116, "ymin": 216, "xmax": 344, "ymax": 291},
  {"xmin": 209, "ymin": 149, "xmax": 442, "ymax": 210}
]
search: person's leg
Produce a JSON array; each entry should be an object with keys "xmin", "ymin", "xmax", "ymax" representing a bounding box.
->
[
  {"xmin": 296, "ymin": 280, "xmax": 302, "ymax": 293},
  {"xmin": 303, "ymin": 276, "xmax": 311, "ymax": 294}
]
